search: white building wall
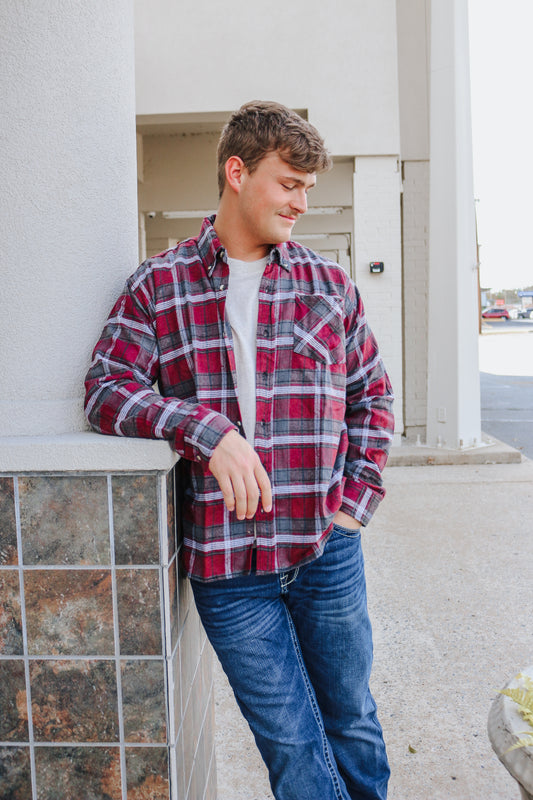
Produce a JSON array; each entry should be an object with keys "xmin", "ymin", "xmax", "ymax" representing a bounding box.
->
[
  {"xmin": 134, "ymin": 0, "xmax": 404, "ymax": 434},
  {"xmin": 134, "ymin": 0, "xmax": 400, "ymax": 158},
  {"xmin": 134, "ymin": 0, "xmax": 480, "ymax": 450},
  {"xmin": 397, "ymin": 0, "xmax": 480, "ymax": 448},
  {"xmin": 396, "ymin": 0, "xmax": 431, "ymax": 439},
  {"xmin": 396, "ymin": 0, "xmax": 430, "ymax": 162},
  {"xmin": 0, "ymin": 0, "xmax": 138, "ymax": 437},
  {"xmin": 353, "ymin": 157, "xmax": 403, "ymax": 439},
  {"xmin": 426, "ymin": 0, "xmax": 481, "ymax": 449},
  {"xmin": 402, "ymin": 161, "xmax": 430, "ymax": 437}
]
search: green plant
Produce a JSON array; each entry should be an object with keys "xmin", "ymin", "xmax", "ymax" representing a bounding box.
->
[{"xmin": 499, "ymin": 673, "xmax": 533, "ymax": 752}]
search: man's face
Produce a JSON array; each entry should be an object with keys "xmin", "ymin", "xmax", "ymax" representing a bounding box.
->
[{"xmin": 236, "ymin": 151, "xmax": 316, "ymax": 252}]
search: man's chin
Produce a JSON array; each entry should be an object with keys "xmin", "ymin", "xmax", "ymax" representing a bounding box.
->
[{"xmin": 275, "ymin": 223, "xmax": 295, "ymax": 243}]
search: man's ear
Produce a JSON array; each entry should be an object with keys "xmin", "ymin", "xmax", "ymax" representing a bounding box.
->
[{"xmin": 224, "ymin": 156, "xmax": 246, "ymax": 193}]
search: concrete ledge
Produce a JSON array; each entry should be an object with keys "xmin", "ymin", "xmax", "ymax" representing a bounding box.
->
[
  {"xmin": 0, "ymin": 432, "xmax": 179, "ymax": 473},
  {"xmin": 388, "ymin": 433, "xmax": 522, "ymax": 466},
  {"xmin": 1, "ymin": 431, "xmax": 521, "ymax": 473}
]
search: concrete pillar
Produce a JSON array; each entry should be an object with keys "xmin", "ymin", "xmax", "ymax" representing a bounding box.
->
[
  {"xmin": 426, "ymin": 0, "xmax": 482, "ymax": 449},
  {"xmin": 402, "ymin": 160, "xmax": 430, "ymax": 441},
  {"xmin": 0, "ymin": 0, "xmax": 139, "ymax": 436},
  {"xmin": 353, "ymin": 156, "xmax": 404, "ymax": 442}
]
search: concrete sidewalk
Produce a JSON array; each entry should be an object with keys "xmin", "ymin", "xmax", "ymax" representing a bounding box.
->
[{"xmin": 214, "ymin": 457, "xmax": 533, "ymax": 800}]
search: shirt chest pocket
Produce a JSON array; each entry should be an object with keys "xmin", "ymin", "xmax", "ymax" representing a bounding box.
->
[{"xmin": 293, "ymin": 293, "xmax": 346, "ymax": 366}]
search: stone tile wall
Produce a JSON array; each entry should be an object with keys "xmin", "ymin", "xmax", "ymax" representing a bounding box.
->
[{"xmin": 0, "ymin": 469, "xmax": 216, "ymax": 800}]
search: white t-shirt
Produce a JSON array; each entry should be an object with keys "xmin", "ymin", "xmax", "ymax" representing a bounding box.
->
[{"xmin": 225, "ymin": 256, "xmax": 268, "ymax": 443}]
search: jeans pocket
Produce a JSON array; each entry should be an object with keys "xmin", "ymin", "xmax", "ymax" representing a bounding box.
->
[{"xmin": 332, "ymin": 522, "xmax": 362, "ymax": 538}]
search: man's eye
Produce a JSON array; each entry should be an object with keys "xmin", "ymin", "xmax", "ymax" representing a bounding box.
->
[{"xmin": 282, "ymin": 184, "xmax": 294, "ymax": 190}]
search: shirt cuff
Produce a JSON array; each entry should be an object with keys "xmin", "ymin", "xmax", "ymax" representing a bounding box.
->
[
  {"xmin": 175, "ymin": 407, "xmax": 238, "ymax": 463},
  {"xmin": 340, "ymin": 479, "xmax": 385, "ymax": 527}
]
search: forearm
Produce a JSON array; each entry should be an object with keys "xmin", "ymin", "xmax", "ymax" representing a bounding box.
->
[
  {"xmin": 85, "ymin": 374, "xmax": 236, "ymax": 461},
  {"xmin": 84, "ymin": 283, "xmax": 236, "ymax": 461}
]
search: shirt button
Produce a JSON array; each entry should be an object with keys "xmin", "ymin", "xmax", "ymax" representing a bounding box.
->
[
  {"xmin": 220, "ymin": 284, "xmax": 225, "ymax": 290},
  {"xmin": 196, "ymin": 455, "xmax": 201, "ymax": 461}
]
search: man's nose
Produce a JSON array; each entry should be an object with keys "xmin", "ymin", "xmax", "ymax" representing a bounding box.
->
[{"xmin": 290, "ymin": 189, "xmax": 308, "ymax": 215}]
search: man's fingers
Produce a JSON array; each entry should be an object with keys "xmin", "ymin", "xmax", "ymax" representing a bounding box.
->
[
  {"xmin": 232, "ymin": 476, "xmax": 249, "ymax": 520},
  {"xmin": 255, "ymin": 464, "xmax": 272, "ymax": 513},
  {"xmin": 242, "ymin": 473, "xmax": 260, "ymax": 519},
  {"xmin": 217, "ymin": 474, "xmax": 236, "ymax": 513},
  {"xmin": 208, "ymin": 430, "xmax": 272, "ymax": 518}
]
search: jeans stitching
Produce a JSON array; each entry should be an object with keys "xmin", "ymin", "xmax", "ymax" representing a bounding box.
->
[
  {"xmin": 283, "ymin": 603, "xmax": 346, "ymax": 800},
  {"xmin": 280, "ymin": 567, "xmax": 300, "ymax": 593}
]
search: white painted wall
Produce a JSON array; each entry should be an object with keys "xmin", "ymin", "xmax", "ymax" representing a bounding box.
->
[
  {"xmin": 134, "ymin": 0, "xmax": 401, "ymax": 157},
  {"xmin": 426, "ymin": 0, "xmax": 481, "ymax": 448},
  {"xmin": 401, "ymin": 161, "xmax": 430, "ymax": 437},
  {"xmin": 141, "ymin": 132, "xmax": 220, "ymax": 213},
  {"xmin": 0, "ymin": 1, "xmax": 138, "ymax": 437},
  {"xmin": 397, "ymin": 0, "xmax": 481, "ymax": 449},
  {"xmin": 396, "ymin": 0, "xmax": 430, "ymax": 161},
  {"xmin": 396, "ymin": 0, "xmax": 431, "ymax": 439},
  {"xmin": 353, "ymin": 157, "xmax": 404, "ymax": 439}
]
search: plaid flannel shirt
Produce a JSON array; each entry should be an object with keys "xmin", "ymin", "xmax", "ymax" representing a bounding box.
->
[{"xmin": 85, "ymin": 216, "xmax": 394, "ymax": 581}]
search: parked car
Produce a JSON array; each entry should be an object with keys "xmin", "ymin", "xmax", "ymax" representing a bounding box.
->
[
  {"xmin": 482, "ymin": 307, "xmax": 510, "ymax": 320},
  {"xmin": 518, "ymin": 306, "xmax": 533, "ymax": 319}
]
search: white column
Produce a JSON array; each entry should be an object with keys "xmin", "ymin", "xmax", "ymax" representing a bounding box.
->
[
  {"xmin": 426, "ymin": 0, "xmax": 482, "ymax": 449},
  {"xmin": 353, "ymin": 156, "xmax": 403, "ymax": 441},
  {"xmin": 402, "ymin": 161, "xmax": 430, "ymax": 439},
  {"xmin": 0, "ymin": 0, "xmax": 138, "ymax": 437}
]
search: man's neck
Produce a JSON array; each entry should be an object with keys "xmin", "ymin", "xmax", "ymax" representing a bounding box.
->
[{"xmin": 213, "ymin": 206, "xmax": 269, "ymax": 262}]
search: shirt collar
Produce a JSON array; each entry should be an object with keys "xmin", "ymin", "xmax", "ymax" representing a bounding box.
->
[
  {"xmin": 271, "ymin": 242, "xmax": 291, "ymax": 272},
  {"xmin": 198, "ymin": 215, "xmax": 291, "ymax": 275},
  {"xmin": 197, "ymin": 216, "xmax": 225, "ymax": 276}
]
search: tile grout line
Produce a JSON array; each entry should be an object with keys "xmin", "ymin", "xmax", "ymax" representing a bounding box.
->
[
  {"xmin": 158, "ymin": 471, "xmax": 178, "ymax": 800},
  {"xmin": 0, "ymin": 741, "xmax": 173, "ymax": 748},
  {"xmin": 108, "ymin": 475, "xmax": 128, "ymax": 800},
  {"xmin": 14, "ymin": 477, "xmax": 37, "ymax": 800},
  {"xmin": 0, "ymin": 653, "xmax": 164, "ymax": 661}
]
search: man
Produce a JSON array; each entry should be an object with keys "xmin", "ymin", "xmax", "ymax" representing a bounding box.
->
[{"xmin": 85, "ymin": 101, "xmax": 394, "ymax": 800}]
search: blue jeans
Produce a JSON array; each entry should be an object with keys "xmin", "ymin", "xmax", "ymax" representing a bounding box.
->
[{"xmin": 191, "ymin": 525, "xmax": 389, "ymax": 800}]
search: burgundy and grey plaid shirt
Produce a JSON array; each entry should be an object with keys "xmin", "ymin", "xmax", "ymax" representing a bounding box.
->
[{"xmin": 85, "ymin": 216, "xmax": 394, "ymax": 581}]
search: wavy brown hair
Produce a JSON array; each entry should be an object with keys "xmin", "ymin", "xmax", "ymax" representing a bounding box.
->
[{"xmin": 217, "ymin": 101, "xmax": 332, "ymax": 196}]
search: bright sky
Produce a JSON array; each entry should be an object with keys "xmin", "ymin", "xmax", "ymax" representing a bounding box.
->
[{"xmin": 468, "ymin": 0, "xmax": 533, "ymax": 291}]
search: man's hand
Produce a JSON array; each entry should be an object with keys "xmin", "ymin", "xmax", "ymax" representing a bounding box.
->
[
  {"xmin": 333, "ymin": 510, "xmax": 362, "ymax": 530},
  {"xmin": 208, "ymin": 430, "xmax": 273, "ymax": 520}
]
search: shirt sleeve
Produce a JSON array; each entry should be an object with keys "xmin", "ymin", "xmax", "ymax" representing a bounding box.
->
[
  {"xmin": 339, "ymin": 281, "xmax": 395, "ymax": 525},
  {"xmin": 84, "ymin": 277, "xmax": 236, "ymax": 462}
]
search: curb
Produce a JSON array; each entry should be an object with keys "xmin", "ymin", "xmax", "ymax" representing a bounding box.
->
[{"xmin": 388, "ymin": 434, "xmax": 522, "ymax": 467}]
